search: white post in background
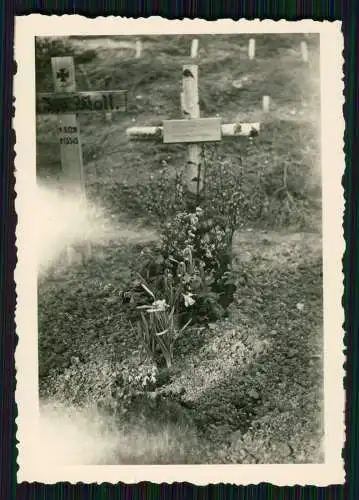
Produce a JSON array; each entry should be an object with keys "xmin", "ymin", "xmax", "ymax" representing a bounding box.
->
[
  {"xmin": 300, "ymin": 41, "xmax": 309, "ymax": 62},
  {"xmin": 135, "ymin": 40, "xmax": 142, "ymax": 59},
  {"xmin": 248, "ymin": 38, "xmax": 256, "ymax": 60},
  {"xmin": 104, "ymin": 75, "xmax": 113, "ymax": 122},
  {"xmin": 191, "ymin": 38, "xmax": 199, "ymax": 59},
  {"xmin": 262, "ymin": 95, "xmax": 270, "ymax": 113}
]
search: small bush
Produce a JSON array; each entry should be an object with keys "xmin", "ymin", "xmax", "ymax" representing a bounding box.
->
[
  {"xmin": 126, "ymin": 204, "xmax": 238, "ymax": 366},
  {"xmin": 143, "ymin": 170, "xmax": 187, "ymax": 223}
]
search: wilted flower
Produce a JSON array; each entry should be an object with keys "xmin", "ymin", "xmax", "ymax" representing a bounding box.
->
[
  {"xmin": 183, "ymin": 292, "xmax": 195, "ymax": 307},
  {"xmin": 182, "ymin": 246, "xmax": 192, "ymax": 260},
  {"xmin": 202, "ymin": 233, "xmax": 210, "ymax": 243},
  {"xmin": 177, "ymin": 261, "xmax": 186, "ymax": 277},
  {"xmin": 148, "ymin": 299, "xmax": 168, "ymax": 312},
  {"xmin": 138, "ymin": 299, "xmax": 168, "ymax": 313}
]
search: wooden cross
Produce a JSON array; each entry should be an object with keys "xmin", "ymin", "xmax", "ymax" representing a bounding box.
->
[
  {"xmin": 36, "ymin": 56, "xmax": 128, "ymax": 264},
  {"xmin": 126, "ymin": 64, "xmax": 260, "ymax": 195},
  {"xmin": 37, "ymin": 56, "xmax": 127, "ymax": 193}
]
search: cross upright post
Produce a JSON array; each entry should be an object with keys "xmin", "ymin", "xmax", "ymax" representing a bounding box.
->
[
  {"xmin": 180, "ymin": 65, "xmax": 202, "ymax": 194},
  {"xmin": 51, "ymin": 57, "xmax": 86, "ymax": 195}
]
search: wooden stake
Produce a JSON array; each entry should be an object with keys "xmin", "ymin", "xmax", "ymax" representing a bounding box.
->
[
  {"xmin": 191, "ymin": 39, "xmax": 199, "ymax": 58},
  {"xmin": 248, "ymin": 38, "xmax": 256, "ymax": 60},
  {"xmin": 135, "ymin": 40, "xmax": 142, "ymax": 59},
  {"xmin": 301, "ymin": 41, "xmax": 308, "ymax": 62},
  {"xmin": 104, "ymin": 75, "xmax": 112, "ymax": 122},
  {"xmin": 181, "ymin": 65, "xmax": 202, "ymax": 194},
  {"xmin": 262, "ymin": 95, "xmax": 270, "ymax": 112},
  {"xmin": 51, "ymin": 56, "xmax": 91, "ymax": 263},
  {"xmin": 51, "ymin": 57, "xmax": 85, "ymax": 194}
]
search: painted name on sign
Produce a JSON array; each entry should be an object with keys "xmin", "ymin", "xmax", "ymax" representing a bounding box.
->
[{"xmin": 36, "ymin": 90, "xmax": 128, "ymax": 115}]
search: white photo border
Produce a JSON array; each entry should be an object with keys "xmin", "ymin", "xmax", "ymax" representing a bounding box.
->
[{"xmin": 14, "ymin": 16, "xmax": 345, "ymax": 485}]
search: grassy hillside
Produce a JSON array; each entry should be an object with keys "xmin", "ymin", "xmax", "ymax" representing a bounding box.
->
[
  {"xmin": 36, "ymin": 34, "xmax": 321, "ymax": 229},
  {"xmin": 36, "ymin": 34, "xmax": 323, "ymax": 464}
]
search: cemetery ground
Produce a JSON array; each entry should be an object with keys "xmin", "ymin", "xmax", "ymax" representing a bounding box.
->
[{"xmin": 36, "ymin": 34, "xmax": 323, "ymax": 464}]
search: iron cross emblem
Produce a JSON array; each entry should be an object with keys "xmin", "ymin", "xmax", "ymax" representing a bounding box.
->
[{"xmin": 57, "ymin": 68, "xmax": 70, "ymax": 83}]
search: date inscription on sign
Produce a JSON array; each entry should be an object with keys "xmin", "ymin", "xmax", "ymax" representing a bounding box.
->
[
  {"xmin": 59, "ymin": 125, "xmax": 79, "ymax": 145},
  {"xmin": 36, "ymin": 90, "xmax": 128, "ymax": 115},
  {"xmin": 163, "ymin": 117, "xmax": 222, "ymax": 144}
]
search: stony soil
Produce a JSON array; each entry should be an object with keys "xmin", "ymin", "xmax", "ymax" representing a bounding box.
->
[{"xmin": 36, "ymin": 34, "xmax": 323, "ymax": 464}]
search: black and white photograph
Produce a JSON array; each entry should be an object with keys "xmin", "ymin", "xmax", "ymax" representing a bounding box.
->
[{"xmin": 14, "ymin": 17, "xmax": 344, "ymax": 485}]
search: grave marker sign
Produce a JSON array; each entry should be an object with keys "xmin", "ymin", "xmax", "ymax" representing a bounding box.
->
[{"xmin": 163, "ymin": 117, "xmax": 222, "ymax": 144}]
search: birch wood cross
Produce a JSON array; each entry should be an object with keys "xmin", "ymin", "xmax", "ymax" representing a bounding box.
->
[{"xmin": 126, "ymin": 64, "xmax": 260, "ymax": 195}]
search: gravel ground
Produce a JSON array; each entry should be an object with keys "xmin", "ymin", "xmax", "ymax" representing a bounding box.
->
[
  {"xmin": 159, "ymin": 229, "xmax": 324, "ymax": 463},
  {"xmin": 38, "ymin": 228, "xmax": 323, "ymax": 464}
]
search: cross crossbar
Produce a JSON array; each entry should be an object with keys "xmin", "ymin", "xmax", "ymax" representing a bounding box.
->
[{"xmin": 127, "ymin": 121, "xmax": 260, "ymax": 141}]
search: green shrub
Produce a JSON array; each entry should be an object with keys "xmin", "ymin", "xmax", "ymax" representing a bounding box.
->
[
  {"xmin": 126, "ymin": 204, "xmax": 238, "ymax": 366},
  {"xmin": 160, "ymin": 207, "xmax": 236, "ymax": 315},
  {"xmin": 143, "ymin": 170, "xmax": 187, "ymax": 223}
]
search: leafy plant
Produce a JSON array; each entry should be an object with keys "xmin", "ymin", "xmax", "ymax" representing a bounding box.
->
[
  {"xmin": 120, "ymin": 359, "xmax": 159, "ymax": 393},
  {"xmin": 144, "ymin": 170, "xmax": 186, "ymax": 222},
  {"xmin": 160, "ymin": 207, "xmax": 236, "ymax": 319},
  {"xmin": 134, "ymin": 281, "xmax": 191, "ymax": 368},
  {"xmin": 101, "ymin": 355, "xmax": 160, "ymax": 418}
]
